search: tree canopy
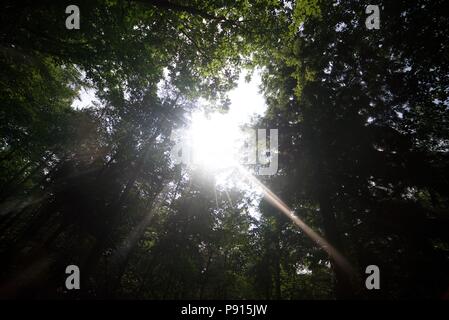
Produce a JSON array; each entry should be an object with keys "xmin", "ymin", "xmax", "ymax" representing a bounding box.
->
[{"xmin": 0, "ymin": 0, "xmax": 448, "ymax": 299}]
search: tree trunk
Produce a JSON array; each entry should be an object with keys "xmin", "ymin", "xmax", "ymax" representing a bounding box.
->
[{"xmin": 318, "ymin": 188, "xmax": 357, "ymax": 299}]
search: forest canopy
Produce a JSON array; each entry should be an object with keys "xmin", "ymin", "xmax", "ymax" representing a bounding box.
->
[{"xmin": 0, "ymin": 0, "xmax": 448, "ymax": 299}]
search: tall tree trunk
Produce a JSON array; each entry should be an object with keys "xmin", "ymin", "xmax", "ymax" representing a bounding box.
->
[
  {"xmin": 274, "ymin": 218, "xmax": 281, "ymax": 299},
  {"xmin": 318, "ymin": 188, "xmax": 357, "ymax": 299}
]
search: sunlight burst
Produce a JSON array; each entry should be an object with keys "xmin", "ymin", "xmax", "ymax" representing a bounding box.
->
[{"xmin": 187, "ymin": 111, "xmax": 243, "ymax": 171}]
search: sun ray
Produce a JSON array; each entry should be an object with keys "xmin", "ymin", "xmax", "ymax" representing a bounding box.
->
[
  {"xmin": 181, "ymin": 93, "xmax": 356, "ymax": 282},
  {"xmin": 224, "ymin": 188, "xmax": 234, "ymax": 209},
  {"xmin": 236, "ymin": 164, "xmax": 356, "ymax": 280}
]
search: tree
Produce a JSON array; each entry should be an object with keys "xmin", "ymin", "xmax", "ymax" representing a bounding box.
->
[{"xmin": 255, "ymin": 0, "xmax": 449, "ymax": 298}]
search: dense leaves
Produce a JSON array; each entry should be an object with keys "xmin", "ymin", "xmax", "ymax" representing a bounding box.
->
[{"xmin": 0, "ymin": 0, "xmax": 447, "ymax": 299}]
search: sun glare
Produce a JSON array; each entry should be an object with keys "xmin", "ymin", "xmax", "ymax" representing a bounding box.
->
[
  {"xmin": 188, "ymin": 111, "xmax": 242, "ymax": 171},
  {"xmin": 181, "ymin": 70, "xmax": 266, "ymax": 174}
]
